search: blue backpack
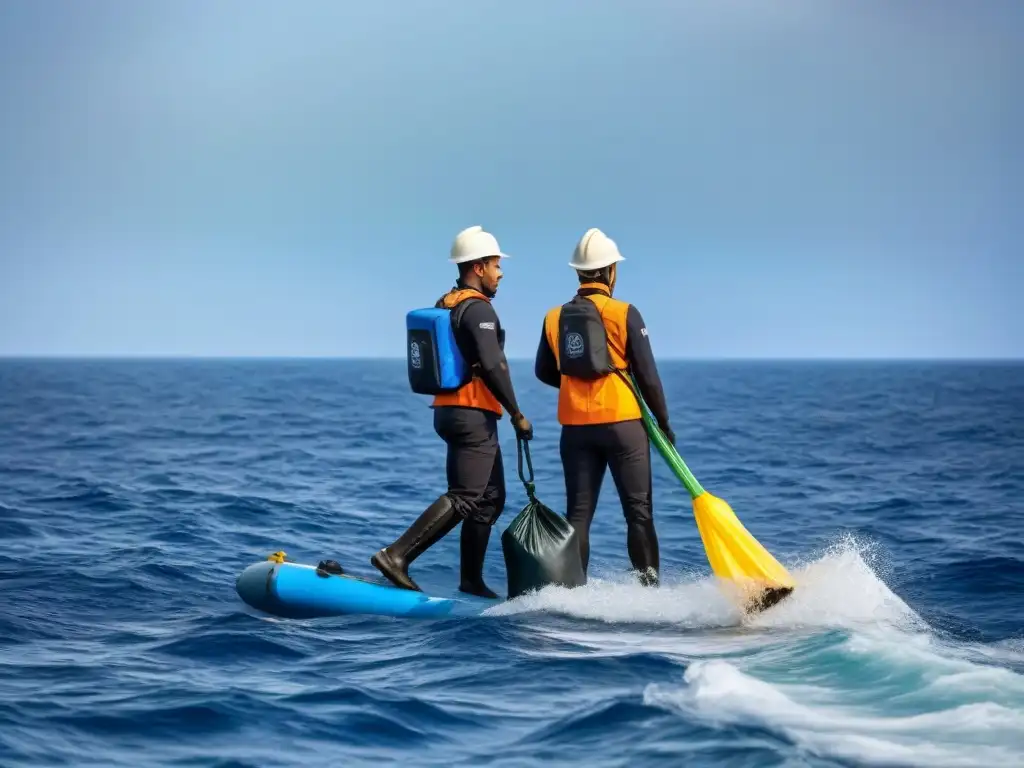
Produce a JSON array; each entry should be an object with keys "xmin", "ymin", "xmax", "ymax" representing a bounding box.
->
[{"xmin": 406, "ymin": 298, "xmax": 479, "ymax": 395}]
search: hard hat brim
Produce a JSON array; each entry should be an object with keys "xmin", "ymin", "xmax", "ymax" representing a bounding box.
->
[
  {"xmin": 450, "ymin": 251, "xmax": 511, "ymax": 264},
  {"xmin": 570, "ymin": 253, "xmax": 624, "ymax": 271}
]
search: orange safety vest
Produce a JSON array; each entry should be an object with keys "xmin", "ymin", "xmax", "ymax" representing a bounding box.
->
[
  {"xmin": 431, "ymin": 287, "xmax": 504, "ymax": 416},
  {"xmin": 543, "ymin": 282, "xmax": 642, "ymax": 426}
]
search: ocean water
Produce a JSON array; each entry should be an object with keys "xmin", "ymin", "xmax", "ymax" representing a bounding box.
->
[{"xmin": 1, "ymin": 358, "xmax": 1022, "ymax": 768}]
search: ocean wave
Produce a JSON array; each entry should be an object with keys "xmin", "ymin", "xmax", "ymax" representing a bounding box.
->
[{"xmin": 644, "ymin": 658, "xmax": 1024, "ymax": 768}]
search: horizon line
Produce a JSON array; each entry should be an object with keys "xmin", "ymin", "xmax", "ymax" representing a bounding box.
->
[{"xmin": 0, "ymin": 354, "xmax": 1021, "ymax": 363}]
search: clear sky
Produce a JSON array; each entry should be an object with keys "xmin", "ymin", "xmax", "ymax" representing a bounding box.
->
[{"xmin": 1, "ymin": 1, "xmax": 1020, "ymax": 359}]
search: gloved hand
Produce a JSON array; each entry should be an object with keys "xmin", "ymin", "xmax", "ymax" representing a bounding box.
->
[
  {"xmin": 660, "ymin": 423, "xmax": 676, "ymax": 445},
  {"xmin": 512, "ymin": 412, "xmax": 533, "ymax": 441}
]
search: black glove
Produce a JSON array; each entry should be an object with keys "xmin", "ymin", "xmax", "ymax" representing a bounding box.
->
[
  {"xmin": 512, "ymin": 412, "xmax": 533, "ymax": 441},
  {"xmin": 660, "ymin": 423, "xmax": 676, "ymax": 445}
]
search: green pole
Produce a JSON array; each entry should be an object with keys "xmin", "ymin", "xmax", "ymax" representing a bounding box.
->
[{"xmin": 623, "ymin": 373, "xmax": 705, "ymax": 500}]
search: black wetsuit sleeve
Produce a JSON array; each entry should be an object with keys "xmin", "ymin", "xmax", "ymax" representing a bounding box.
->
[
  {"xmin": 624, "ymin": 305, "xmax": 671, "ymax": 431},
  {"xmin": 534, "ymin": 319, "xmax": 561, "ymax": 389},
  {"xmin": 460, "ymin": 300, "xmax": 521, "ymax": 416}
]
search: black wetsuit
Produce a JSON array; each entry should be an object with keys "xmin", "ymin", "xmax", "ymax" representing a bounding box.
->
[
  {"xmin": 371, "ymin": 285, "xmax": 522, "ymax": 597},
  {"xmin": 434, "ymin": 293, "xmax": 521, "ymax": 527},
  {"xmin": 534, "ymin": 286, "xmax": 673, "ymax": 581}
]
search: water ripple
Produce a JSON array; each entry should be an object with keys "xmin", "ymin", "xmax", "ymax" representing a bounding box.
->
[{"xmin": 0, "ymin": 359, "xmax": 1022, "ymax": 767}]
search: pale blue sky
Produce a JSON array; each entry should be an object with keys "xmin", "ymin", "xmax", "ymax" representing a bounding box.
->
[{"xmin": 1, "ymin": 1, "xmax": 1020, "ymax": 358}]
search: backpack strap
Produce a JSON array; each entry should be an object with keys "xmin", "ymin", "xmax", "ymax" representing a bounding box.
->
[
  {"xmin": 437, "ymin": 294, "xmax": 486, "ymax": 379},
  {"xmin": 450, "ymin": 296, "xmax": 482, "ymax": 333}
]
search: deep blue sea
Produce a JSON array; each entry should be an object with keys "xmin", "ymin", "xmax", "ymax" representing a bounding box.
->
[{"xmin": 1, "ymin": 358, "xmax": 1023, "ymax": 767}]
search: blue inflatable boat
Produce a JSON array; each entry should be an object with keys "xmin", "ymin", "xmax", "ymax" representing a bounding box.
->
[{"xmin": 235, "ymin": 552, "xmax": 469, "ymax": 619}]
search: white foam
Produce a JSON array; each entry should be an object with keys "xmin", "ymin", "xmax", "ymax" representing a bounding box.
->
[
  {"xmin": 482, "ymin": 571, "xmax": 753, "ymax": 660},
  {"xmin": 485, "ymin": 533, "xmax": 920, "ymax": 638},
  {"xmin": 745, "ymin": 535, "xmax": 926, "ymax": 634},
  {"xmin": 644, "ymin": 660, "xmax": 1024, "ymax": 767},
  {"xmin": 484, "ymin": 569, "xmax": 742, "ymax": 628},
  {"xmin": 961, "ymin": 637, "xmax": 1024, "ymax": 668}
]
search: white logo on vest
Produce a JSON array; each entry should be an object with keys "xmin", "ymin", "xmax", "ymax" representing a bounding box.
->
[
  {"xmin": 410, "ymin": 341, "xmax": 422, "ymax": 369},
  {"xmin": 565, "ymin": 332, "xmax": 585, "ymax": 359}
]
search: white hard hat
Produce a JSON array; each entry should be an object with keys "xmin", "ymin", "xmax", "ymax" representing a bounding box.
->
[
  {"xmin": 449, "ymin": 225, "xmax": 511, "ymax": 264},
  {"xmin": 569, "ymin": 227, "xmax": 625, "ymax": 271}
]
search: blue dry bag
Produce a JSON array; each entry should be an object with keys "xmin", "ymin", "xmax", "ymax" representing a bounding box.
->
[{"xmin": 406, "ymin": 306, "xmax": 472, "ymax": 395}]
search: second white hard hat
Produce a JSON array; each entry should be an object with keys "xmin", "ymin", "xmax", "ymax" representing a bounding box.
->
[
  {"xmin": 569, "ymin": 227, "xmax": 625, "ymax": 271},
  {"xmin": 449, "ymin": 225, "xmax": 511, "ymax": 264}
]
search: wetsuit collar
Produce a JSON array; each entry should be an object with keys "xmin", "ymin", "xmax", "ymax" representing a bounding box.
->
[
  {"xmin": 453, "ymin": 279, "xmax": 493, "ymax": 300},
  {"xmin": 577, "ymin": 281, "xmax": 611, "ymax": 296}
]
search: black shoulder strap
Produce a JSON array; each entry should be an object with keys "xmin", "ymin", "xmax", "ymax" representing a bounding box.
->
[{"xmin": 451, "ymin": 297, "xmax": 483, "ymax": 332}]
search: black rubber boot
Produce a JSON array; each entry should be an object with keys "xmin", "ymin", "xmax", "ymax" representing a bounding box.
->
[
  {"xmin": 370, "ymin": 495, "xmax": 460, "ymax": 591},
  {"xmin": 627, "ymin": 520, "xmax": 660, "ymax": 587},
  {"xmin": 458, "ymin": 519, "xmax": 499, "ymax": 599}
]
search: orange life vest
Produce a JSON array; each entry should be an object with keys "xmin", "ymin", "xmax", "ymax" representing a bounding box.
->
[
  {"xmin": 543, "ymin": 283, "xmax": 642, "ymax": 426},
  {"xmin": 431, "ymin": 287, "xmax": 504, "ymax": 416}
]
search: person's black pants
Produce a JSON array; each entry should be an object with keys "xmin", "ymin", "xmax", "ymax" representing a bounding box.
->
[
  {"xmin": 433, "ymin": 406, "xmax": 506, "ymax": 526},
  {"xmin": 560, "ymin": 418, "xmax": 659, "ymax": 577}
]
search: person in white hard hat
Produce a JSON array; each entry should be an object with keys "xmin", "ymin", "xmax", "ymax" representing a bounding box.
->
[
  {"xmin": 533, "ymin": 227, "xmax": 674, "ymax": 586},
  {"xmin": 371, "ymin": 226, "xmax": 533, "ymax": 598}
]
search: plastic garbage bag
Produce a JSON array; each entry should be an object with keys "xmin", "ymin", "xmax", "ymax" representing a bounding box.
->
[{"xmin": 500, "ymin": 440, "xmax": 586, "ymax": 599}]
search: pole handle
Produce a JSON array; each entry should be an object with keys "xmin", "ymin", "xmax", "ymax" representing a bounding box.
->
[{"xmin": 517, "ymin": 436, "xmax": 536, "ymax": 501}]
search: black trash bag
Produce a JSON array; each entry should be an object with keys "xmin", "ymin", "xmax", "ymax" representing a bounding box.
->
[{"xmin": 501, "ymin": 439, "xmax": 586, "ymax": 600}]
